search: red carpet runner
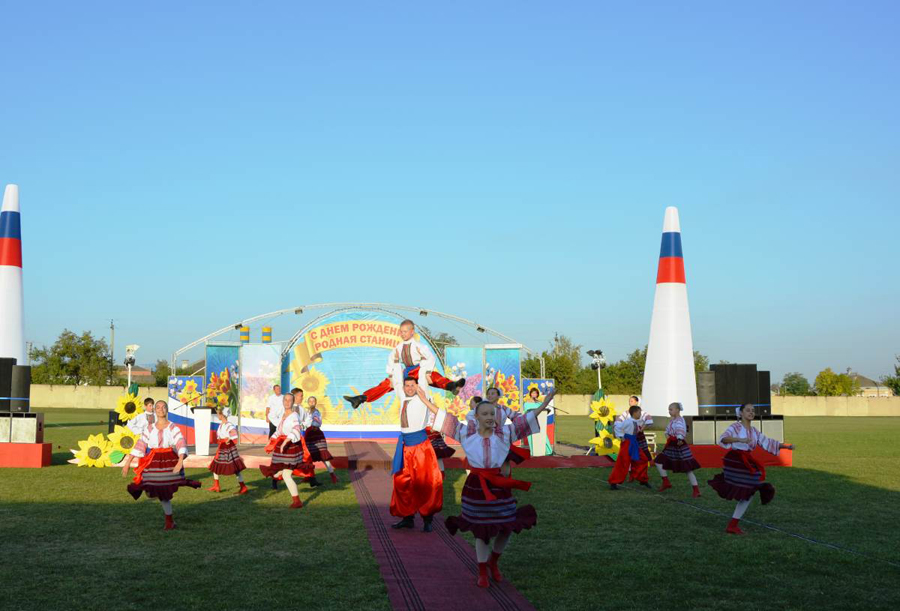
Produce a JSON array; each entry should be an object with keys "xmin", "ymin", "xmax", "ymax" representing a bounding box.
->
[{"xmin": 347, "ymin": 442, "xmax": 536, "ymax": 611}]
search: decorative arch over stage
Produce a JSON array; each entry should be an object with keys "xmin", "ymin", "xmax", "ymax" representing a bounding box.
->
[{"xmin": 168, "ymin": 303, "xmax": 550, "ymax": 444}]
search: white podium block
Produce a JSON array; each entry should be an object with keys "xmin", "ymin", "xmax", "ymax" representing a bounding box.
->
[{"xmin": 193, "ymin": 408, "xmax": 213, "ymax": 456}]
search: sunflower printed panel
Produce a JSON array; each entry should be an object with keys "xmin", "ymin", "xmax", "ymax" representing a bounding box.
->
[
  {"xmin": 167, "ymin": 375, "xmax": 205, "ymax": 444},
  {"xmin": 282, "ymin": 309, "xmax": 450, "ymax": 440},
  {"xmin": 443, "ymin": 345, "xmax": 484, "ymax": 421},
  {"xmin": 239, "ymin": 344, "xmax": 283, "ymax": 444},
  {"xmin": 484, "ymin": 346, "xmax": 522, "ymax": 413},
  {"xmin": 522, "ymin": 378, "xmax": 556, "ymax": 454}
]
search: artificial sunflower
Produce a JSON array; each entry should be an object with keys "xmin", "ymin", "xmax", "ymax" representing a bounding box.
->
[
  {"xmin": 296, "ymin": 367, "xmax": 330, "ymax": 395},
  {"xmin": 115, "ymin": 393, "xmax": 142, "ymax": 422},
  {"xmin": 74, "ymin": 433, "xmax": 114, "ymax": 468},
  {"xmin": 108, "ymin": 425, "xmax": 139, "ymax": 454},
  {"xmin": 590, "ymin": 398, "xmax": 617, "ymax": 425},
  {"xmin": 590, "ymin": 429, "xmax": 621, "ymax": 457}
]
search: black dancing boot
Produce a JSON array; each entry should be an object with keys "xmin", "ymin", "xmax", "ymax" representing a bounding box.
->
[
  {"xmin": 308, "ymin": 477, "xmax": 322, "ymax": 488},
  {"xmin": 448, "ymin": 378, "xmax": 466, "ymax": 395},
  {"xmin": 391, "ymin": 516, "xmax": 415, "ymax": 529},
  {"xmin": 422, "ymin": 516, "xmax": 434, "ymax": 532},
  {"xmin": 271, "ymin": 478, "xmax": 279, "ymax": 490},
  {"xmin": 344, "ymin": 395, "xmax": 366, "ymax": 409},
  {"xmin": 609, "ymin": 483, "xmax": 620, "ymax": 490}
]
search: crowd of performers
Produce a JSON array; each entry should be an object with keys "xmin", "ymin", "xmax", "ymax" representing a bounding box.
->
[
  {"xmin": 607, "ymin": 396, "xmax": 795, "ymax": 535},
  {"xmin": 119, "ymin": 319, "xmax": 794, "ymax": 589}
]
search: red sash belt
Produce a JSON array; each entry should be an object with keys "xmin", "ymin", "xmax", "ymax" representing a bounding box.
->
[
  {"xmin": 469, "ymin": 467, "xmax": 532, "ymax": 501},
  {"xmin": 738, "ymin": 450, "xmax": 766, "ymax": 481},
  {"xmin": 508, "ymin": 445, "xmax": 531, "ymax": 461},
  {"xmin": 132, "ymin": 448, "xmax": 175, "ymax": 484},
  {"xmin": 265, "ymin": 435, "xmax": 285, "ymax": 454}
]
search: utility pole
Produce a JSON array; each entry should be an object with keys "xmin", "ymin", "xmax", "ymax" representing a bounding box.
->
[{"xmin": 109, "ymin": 319, "xmax": 115, "ymax": 385}]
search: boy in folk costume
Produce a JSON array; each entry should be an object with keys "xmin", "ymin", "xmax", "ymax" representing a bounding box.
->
[
  {"xmin": 654, "ymin": 402, "xmax": 701, "ymax": 497},
  {"xmin": 259, "ymin": 394, "xmax": 315, "ymax": 509},
  {"xmin": 616, "ymin": 395, "xmax": 653, "ymax": 482},
  {"xmin": 390, "ymin": 378, "xmax": 446, "ymax": 532},
  {"xmin": 608, "ymin": 404, "xmax": 651, "ymax": 490},
  {"xmin": 439, "ymin": 390, "xmax": 556, "ymax": 588},
  {"xmin": 207, "ymin": 407, "xmax": 248, "ymax": 495},
  {"xmin": 127, "ymin": 397, "xmax": 156, "ymax": 438},
  {"xmin": 343, "ymin": 319, "xmax": 465, "ymax": 409},
  {"xmin": 121, "ymin": 401, "xmax": 201, "ymax": 530},
  {"xmin": 302, "ymin": 396, "xmax": 339, "ymax": 484},
  {"xmin": 708, "ymin": 403, "xmax": 794, "ymax": 535}
]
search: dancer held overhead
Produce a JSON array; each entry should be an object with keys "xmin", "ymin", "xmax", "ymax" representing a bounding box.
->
[
  {"xmin": 343, "ymin": 319, "xmax": 465, "ymax": 409},
  {"xmin": 121, "ymin": 400, "xmax": 201, "ymax": 530},
  {"xmin": 389, "ymin": 378, "xmax": 446, "ymax": 533},
  {"xmin": 207, "ymin": 407, "xmax": 248, "ymax": 495},
  {"xmin": 708, "ymin": 403, "xmax": 794, "ymax": 535},
  {"xmin": 654, "ymin": 402, "xmax": 701, "ymax": 497},
  {"xmin": 441, "ymin": 389, "xmax": 556, "ymax": 588}
]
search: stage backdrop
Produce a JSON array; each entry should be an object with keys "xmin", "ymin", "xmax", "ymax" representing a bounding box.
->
[
  {"xmin": 205, "ymin": 343, "xmax": 240, "ymax": 411},
  {"xmin": 281, "ymin": 309, "xmax": 453, "ymax": 440},
  {"xmin": 443, "ymin": 345, "xmax": 484, "ymax": 420},
  {"xmin": 167, "ymin": 375, "xmax": 204, "ymax": 444},
  {"xmin": 485, "ymin": 345, "xmax": 522, "ymax": 413},
  {"xmin": 239, "ymin": 343, "xmax": 284, "ymax": 443},
  {"xmin": 522, "ymin": 377, "xmax": 557, "ymax": 450}
]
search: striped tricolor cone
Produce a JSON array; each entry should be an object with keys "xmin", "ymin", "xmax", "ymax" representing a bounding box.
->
[
  {"xmin": 641, "ymin": 207, "xmax": 698, "ymax": 416},
  {"xmin": 0, "ymin": 184, "xmax": 25, "ymax": 364}
]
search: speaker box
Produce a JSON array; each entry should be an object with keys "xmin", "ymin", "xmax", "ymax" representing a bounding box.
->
[
  {"xmin": 692, "ymin": 419, "xmax": 717, "ymax": 445},
  {"xmin": 109, "ymin": 410, "xmax": 125, "ymax": 434},
  {"xmin": 698, "ymin": 405, "xmax": 717, "ymax": 417},
  {"xmin": 0, "ymin": 357, "xmax": 15, "ymax": 412},
  {"xmin": 0, "ymin": 413, "xmax": 10, "ymax": 442},
  {"xmin": 8, "ymin": 412, "xmax": 43, "ymax": 443},
  {"xmin": 757, "ymin": 370, "xmax": 771, "ymax": 405},
  {"xmin": 10, "ymin": 365, "xmax": 31, "ymax": 412},
  {"xmin": 736, "ymin": 364, "xmax": 759, "ymax": 405},
  {"xmin": 761, "ymin": 418, "xmax": 784, "ymax": 443},
  {"xmin": 697, "ymin": 371, "xmax": 716, "ymax": 407}
]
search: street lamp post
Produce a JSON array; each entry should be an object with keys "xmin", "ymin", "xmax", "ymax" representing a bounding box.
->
[
  {"xmin": 587, "ymin": 349, "xmax": 606, "ymax": 394},
  {"xmin": 125, "ymin": 344, "xmax": 140, "ymax": 388}
]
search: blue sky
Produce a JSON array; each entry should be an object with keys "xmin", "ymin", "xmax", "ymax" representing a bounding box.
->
[{"xmin": 2, "ymin": 2, "xmax": 898, "ymax": 383}]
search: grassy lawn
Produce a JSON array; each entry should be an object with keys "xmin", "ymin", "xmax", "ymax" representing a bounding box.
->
[
  {"xmin": 0, "ymin": 408, "xmax": 389, "ymax": 611},
  {"xmin": 445, "ymin": 415, "xmax": 900, "ymax": 610},
  {"xmin": 3, "ymin": 410, "xmax": 899, "ymax": 610}
]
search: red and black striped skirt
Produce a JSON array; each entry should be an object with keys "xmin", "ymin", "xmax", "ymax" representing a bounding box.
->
[
  {"xmin": 708, "ymin": 449, "xmax": 775, "ymax": 504},
  {"xmin": 427, "ymin": 428, "xmax": 456, "ymax": 459},
  {"xmin": 208, "ymin": 440, "xmax": 246, "ymax": 475},
  {"xmin": 304, "ymin": 426, "xmax": 334, "ymax": 462},
  {"xmin": 127, "ymin": 449, "xmax": 200, "ymax": 501},
  {"xmin": 445, "ymin": 472, "xmax": 537, "ymax": 543},
  {"xmin": 654, "ymin": 437, "xmax": 701, "ymax": 473}
]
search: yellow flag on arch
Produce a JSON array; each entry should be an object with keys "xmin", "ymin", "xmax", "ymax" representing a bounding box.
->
[{"xmin": 291, "ymin": 335, "xmax": 323, "ymax": 374}]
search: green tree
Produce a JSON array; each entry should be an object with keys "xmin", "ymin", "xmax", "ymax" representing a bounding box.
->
[
  {"xmin": 781, "ymin": 372, "xmax": 811, "ymax": 396},
  {"xmin": 30, "ymin": 330, "xmax": 113, "ymax": 386},
  {"xmin": 814, "ymin": 368, "xmax": 860, "ymax": 396},
  {"xmin": 880, "ymin": 356, "xmax": 900, "ymax": 396},
  {"xmin": 419, "ymin": 325, "xmax": 457, "ymax": 364},
  {"xmin": 521, "ymin": 335, "xmax": 594, "ymax": 393}
]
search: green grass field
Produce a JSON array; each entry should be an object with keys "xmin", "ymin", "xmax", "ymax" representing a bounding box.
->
[{"xmin": 1, "ymin": 410, "xmax": 899, "ymax": 610}]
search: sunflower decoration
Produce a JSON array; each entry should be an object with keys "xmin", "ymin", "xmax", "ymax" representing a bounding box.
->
[
  {"xmin": 73, "ymin": 433, "xmax": 114, "ymax": 468},
  {"xmin": 115, "ymin": 393, "xmax": 142, "ymax": 423},
  {"xmin": 590, "ymin": 398, "xmax": 617, "ymax": 426},
  {"xmin": 177, "ymin": 378, "xmax": 203, "ymax": 407},
  {"xmin": 295, "ymin": 367, "xmax": 330, "ymax": 397},
  {"xmin": 590, "ymin": 429, "xmax": 621, "ymax": 457},
  {"xmin": 207, "ymin": 370, "xmax": 234, "ymax": 407},
  {"xmin": 107, "ymin": 425, "xmax": 139, "ymax": 464}
]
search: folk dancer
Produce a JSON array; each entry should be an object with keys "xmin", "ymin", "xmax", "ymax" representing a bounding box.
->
[
  {"xmin": 121, "ymin": 400, "xmax": 201, "ymax": 530},
  {"xmin": 708, "ymin": 403, "xmax": 794, "ymax": 535}
]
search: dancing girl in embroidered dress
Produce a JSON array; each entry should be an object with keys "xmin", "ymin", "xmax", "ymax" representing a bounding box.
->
[
  {"xmin": 708, "ymin": 403, "xmax": 795, "ymax": 535},
  {"xmin": 438, "ymin": 389, "xmax": 556, "ymax": 588},
  {"xmin": 259, "ymin": 394, "xmax": 314, "ymax": 508},
  {"xmin": 121, "ymin": 400, "xmax": 200, "ymax": 530},
  {"xmin": 208, "ymin": 408, "xmax": 248, "ymax": 494},
  {"xmin": 655, "ymin": 402, "xmax": 702, "ymax": 496}
]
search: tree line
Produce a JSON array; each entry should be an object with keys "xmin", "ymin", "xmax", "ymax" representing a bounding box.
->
[{"xmin": 26, "ymin": 329, "xmax": 900, "ymax": 398}]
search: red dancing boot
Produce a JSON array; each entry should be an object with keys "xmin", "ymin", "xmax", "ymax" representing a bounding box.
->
[
  {"xmin": 207, "ymin": 480, "xmax": 221, "ymax": 493},
  {"xmin": 658, "ymin": 477, "xmax": 672, "ymax": 492},
  {"xmin": 725, "ymin": 518, "xmax": 745, "ymax": 535},
  {"xmin": 692, "ymin": 485, "xmax": 701, "ymax": 498},
  {"xmin": 290, "ymin": 495, "xmax": 303, "ymax": 509},
  {"xmin": 488, "ymin": 551, "xmax": 503, "ymax": 582},
  {"xmin": 330, "ymin": 472, "xmax": 339, "ymax": 484},
  {"xmin": 476, "ymin": 562, "xmax": 490, "ymax": 588},
  {"xmin": 164, "ymin": 514, "xmax": 176, "ymax": 531},
  {"xmin": 235, "ymin": 482, "xmax": 249, "ymax": 495}
]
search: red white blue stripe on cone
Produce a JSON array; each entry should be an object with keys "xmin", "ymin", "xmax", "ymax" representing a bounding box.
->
[{"xmin": 0, "ymin": 184, "xmax": 25, "ymax": 364}]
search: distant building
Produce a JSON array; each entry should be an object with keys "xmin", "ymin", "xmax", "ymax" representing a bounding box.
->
[
  {"xmin": 115, "ymin": 365, "xmax": 155, "ymax": 385},
  {"xmin": 850, "ymin": 374, "xmax": 894, "ymax": 398}
]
